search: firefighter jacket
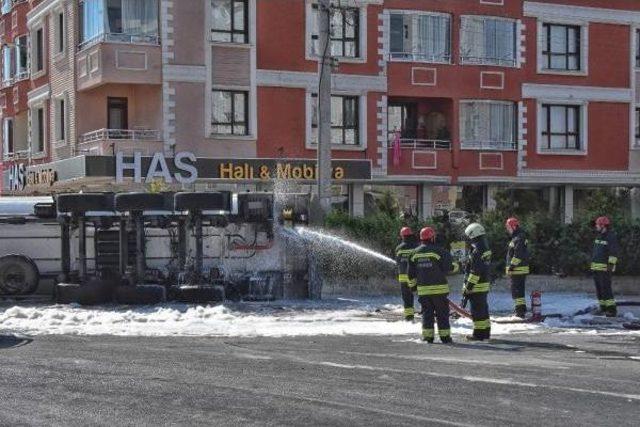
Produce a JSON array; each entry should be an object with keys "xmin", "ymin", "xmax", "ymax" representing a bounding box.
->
[
  {"xmin": 464, "ymin": 237, "xmax": 492, "ymax": 294},
  {"xmin": 506, "ymin": 228, "xmax": 530, "ymax": 276},
  {"xmin": 395, "ymin": 240, "xmax": 417, "ymax": 284},
  {"xmin": 408, "ymin": 243, "xmax": 454, "ymax": 296},
  {"xmin": 591, "ymin": 229, "xmax": 619, "ymax": 272}
]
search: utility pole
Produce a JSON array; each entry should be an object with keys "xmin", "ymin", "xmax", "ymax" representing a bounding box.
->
[{"xmin": 316, "ymin": 0, "xmax": 333, "ymax": 222}]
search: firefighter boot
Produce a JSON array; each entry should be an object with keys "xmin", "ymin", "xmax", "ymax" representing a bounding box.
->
[
  {"xmin": 422, "ymin": 328, "xmax": 434, "ymax": 343},
  {"xmin": 465, "ymin": 334, "xmax": 485, "ymax": 341},
  {"xmin": 441, "ymin": 336, "xmax": 453, "ymax": 344}
]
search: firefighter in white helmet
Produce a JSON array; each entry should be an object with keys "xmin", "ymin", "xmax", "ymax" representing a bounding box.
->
[{"xmin": 463, "ymin": 223, "xmax": 492, "ymax": 341}]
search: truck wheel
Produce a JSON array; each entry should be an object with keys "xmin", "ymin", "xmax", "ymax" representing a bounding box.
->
[
  {"xmin": 57, "ymin": 193, "xmax": 111, "ymax": 214},
  {"xmin": 114, "ymin": 285, "xmax": 166, "ymax": 305},
  {"xmin": 172, "ymin": 285, "xmax": 225, "ymax": 303},
  {"xmin": 174, "ymin": 192, "xmax": 230, "ymax": 211},
  {"xmin": 0, "ymin": 255, "xmax": 39, "ymax": 295},
  {"xmin": 114, "ymin": 193, "xmax": 167, "ymax": 212},
  {"xmin": 55, "ymin": 279, "xmax": 114, "ymax": 305}
]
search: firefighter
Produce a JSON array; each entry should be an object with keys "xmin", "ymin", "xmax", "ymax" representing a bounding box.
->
[
  {"xmin": 395, "ymin": 227, "xmax": 417, "ymax": 321},
  {"xmin": 505, "ymin": 217, "xmax": 530, "ymax": 319},
  {"xmin": 463, "ymin": 223, "xmax": 492, "ymax": 341},
  {"xmin": 590, "ymin": 216, "xmax": 619, "ymax": 317},
  {"xmin": 408, "ymin": 227, "xmax": 456, "ymax": 344}
]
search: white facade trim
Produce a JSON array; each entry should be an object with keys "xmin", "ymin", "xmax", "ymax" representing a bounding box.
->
[
  {"xmin": 522, "ymin": 84, "xmax": 633, "ymax": 103},
  {"xmin": 257, "ymin": 70, "xmax": 387, "ymax": 92},
  {"xmin": 524, "ymin": 2, "xmax": 640, "ymax": 26},
  {"xmin": 27, "ymin": 84, "xmax": 51, "ymax": 106}
]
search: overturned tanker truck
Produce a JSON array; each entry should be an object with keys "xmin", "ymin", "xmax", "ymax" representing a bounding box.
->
[{"xmin": 0, "ymin": 192, "xmax": 312, "ymax": 304}]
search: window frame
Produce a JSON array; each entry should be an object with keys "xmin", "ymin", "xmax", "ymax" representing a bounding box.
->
[
  {"xmin": 31, "ymin": 26, "xmax": 45, "ymax": 77},
  {"xmin": 308, "ymin": 2, "xmax": 363, "ymax": 61},
  {"xmin": 2, "ymin": 117, "xmax": 14, "ymax": 157},
  {"xmin": 54, "ymin": 95, "xmax": 67, "ymax": 143},
  {"xmin": 30, "ymin": 104, "xmax": 46, "ymax": 155},
  {"xmin": 536, "ymin": 101, "xmax": 588, "ymax": 155},
  {"xmin": 211, "ymin": 89, "xmax": 249, "ymax": 136},
  {"xmin": 635, "ymin": 107, "xmax": 640, "ymax": 146},
  {"xmin": 636, "ymin": 29, "xmax": 640, "ymax": 69},
  {"xmin": 542, "ymin": 23, "xmax": 581, "ymax": 72},
  {"xmin": 54, "ymin": 10, "xmax": 66, "ymax": 57},
  {"xmin": 540, "ymin": 104, "xmax": 581, "ymax": 151},
  {"xmin": 459, "ymin": 100, "xmax": 518, "ymax": 150},
  {"xmin": 388, "ymin": 11, "xmax": 452, "ymax": 64},
  {"xmin": 459, "ymin": 15, "xmax": 517, "ymax": 67},
  {"xmin": 107, "ymin": 97, "xmax": 129, "ymax": 130},
  {"xmin": 15, "ymin": 35, "xmax": 28, "ymax": 80},
  {"xmin": 310, "ymin": 93, "xmax": 360, "ymax": 146},
  {"xmin": 210, "ymin": 0, "xmax": 249, "ymax": 44}
]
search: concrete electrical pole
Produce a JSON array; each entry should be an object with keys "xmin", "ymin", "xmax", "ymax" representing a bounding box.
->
[{"xmin": 316, "ymin": 0, "xmax": 333, "ymax": 222}]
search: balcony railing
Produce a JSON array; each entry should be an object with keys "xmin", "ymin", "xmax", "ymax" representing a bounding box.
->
[
  {"xmin": 14, "ymin": 70, "xmax": 28, "ymax": 82},
  {"xmin": 80, "ymin": 128, "xmax": 161, "ymax": 143},
  {"xmin": 389, "ymin": 52, "xmax": 451, "ymax": 63},
  {"xmin": 79, "ymin": 33, "xmax": 160, "ymax": 51},
  {"xmin": 1, "ymin": 77, "xmax": 13, "ymax": 88},
  {"xmin": 390, "ymin": 138, "xmax": 451, "ymax": 150},
  {"xmin": 461, "ymin": 141, "xmax": 517, "ymax": 150}
]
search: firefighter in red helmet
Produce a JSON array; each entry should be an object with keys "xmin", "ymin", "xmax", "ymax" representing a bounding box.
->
[
  {"xmin": 408, "ymin": 227, "xmax": 457, "ymax": 343},
  {"xmin": 395, "ymin": 227, "xmax": 417, "ymax": 321},
  {"xmin": 590, "ymin": 216, "xmax": 619, "ymax": 317},
  {"xmin": 505, "ymin": 217, "xmax": 530, "ymax": 319}
]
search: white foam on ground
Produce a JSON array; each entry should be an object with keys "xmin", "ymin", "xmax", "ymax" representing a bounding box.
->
[{"xmin": 0, "ymin": 293, "xmax": 637, "ymax": 337}]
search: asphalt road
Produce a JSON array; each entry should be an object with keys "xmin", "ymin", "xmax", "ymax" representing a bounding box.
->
[{"xmin": 0, "ymin": 332, "xmax": 638, "ymax": 426}]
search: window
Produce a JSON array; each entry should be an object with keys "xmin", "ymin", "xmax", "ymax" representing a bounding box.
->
[
  {"xmin": 55, "ymin": 97, "xmax": 66, "ymax": 142},
  {"xmin": 1, "ymin": 1, "xmax": 11, "ymax": 16},
  {"xmin": 389, "ymin": 13, "xmax": 451, "ymax": 62},
  {"xmin": 55, "ymin": 11, "xmax": 66, "ymax": 55},
  {"xmin": 636, "ymin": 108, "xmax": 640, "ymax": 145},
  {"xmin": 311, "ymin": 94, "xmax": 359, "ymax": 145},
  {"xmin": 388, "ymin": 102, "xmax": 418, "ymax": 138},
  {"xmin": 460, "ymin": 16, "xmax": 516, "ymax": 66},
  {"xmin": 108, "ymin": 97, "xmax": 128, "ymax": 130},
  {"xmin": 32, "ymin": 27, "xmax": 44, "ymax": 74},
  {"xmin": 79, "ymin": 0, "xmax": 159, "ymax": 48},
  {"xmin": 635, "ymin": 30, "xmax": 640, "ymax": 68},
  {"xmin": 460, "ymin": 101, "xmax": 516, "ymax": 149},
  {"xmin": 311, "ymin": 5, "xmax": 359, "ymax": 58},
  {"xmin": 15, "ymin": 35, "xmax": 28, "ymax": 79},
  {"xmin": 211, "ymin": 90, "xmax": 248, "ymax": 135},
  {"xmin": 2, "ymin": 44, "xmax": 12, "ymax": 82},
  {"xmin": 2, "ymin": 118, "xmax": 13, "ymax": 156},
  {"xmin": 211, "ymin": 0, "xmax": 247, "ymax": 43},
  {"xmin": 541, "ymin": 104, "xmax": 581, "ymax": 151},
  {"xmin": 542, "ymin": 24, "xmax": 581, "ymax": 71},
  {"xmin": 31, "ymin": 106, "xmax": 45, "ymax": 153}
]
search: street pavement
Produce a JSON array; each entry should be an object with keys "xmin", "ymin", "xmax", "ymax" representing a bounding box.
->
[{"xmin": 0, "ymin": 331, "xmax": 638, "ymax": 426}]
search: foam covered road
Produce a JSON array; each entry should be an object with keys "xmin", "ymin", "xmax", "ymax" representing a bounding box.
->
[{"xmin": 0, "ymin": 332, "xmax": 638, "ymax": 426}]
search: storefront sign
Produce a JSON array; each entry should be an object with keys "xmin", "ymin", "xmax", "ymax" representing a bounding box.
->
[
  {"xmin": 115, "ymin": 152, "xmax": 371, "ymax": 183},
  {"xmin": 7, "ymin": 163, "xmax": 26, "ymax": 191},
  {"xmin": 27, "ymin": 168, "xmax": 58, "ymax": 187}
]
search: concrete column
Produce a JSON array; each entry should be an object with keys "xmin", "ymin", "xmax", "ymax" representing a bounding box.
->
[
  {"xmin": 417, "ymin": 184, "xmax": 434, "ymax": 220},
  {"xmin": 348, "ymin": 184, "xmax": 365, "ymax": 218},
  {"xmin": 485, "ymin": 185, "xmax": 498, "ymax": 211},
  {"xmin": 564, "ymin": 185, "xmax": 574, "ymax": 224},
  {"xmin": 631, "ymin": 187, "xmax": 640, "ymax": 220},
  {"xmin": 548, "ymin": 186, "xmax": 559, "ymax": 215}
]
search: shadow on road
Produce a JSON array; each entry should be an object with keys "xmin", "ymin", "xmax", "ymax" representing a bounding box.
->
[{"xmin": 0, "ymin": 334, "xmax": 33, "ymax": 349}]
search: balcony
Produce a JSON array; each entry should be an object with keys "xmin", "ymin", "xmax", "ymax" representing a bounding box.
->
[
  {"xmin": 79, "ymin": 32, "xmax": 160, "ymax": 52},
  {"xmin": 77, "ymin": 128, "xmax": 163, "ymax": 156},
  {"xmin": 76, "ymin": 39, "xmax": 161, "ymax": 91},
  {"xmin": 393, "ymin": 137, "xmax": 451, "ymax": 150}
]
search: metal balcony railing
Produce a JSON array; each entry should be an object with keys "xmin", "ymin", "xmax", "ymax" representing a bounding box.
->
[
  {"xmin": 389, "ymin": 52, "xmax": 451, "ymax": 63},
  {"xmin": 1, "ymin": 77, "xmax": 13, "ymax": 88},
  {"xmin": 14, "ymin": 70, "xmax": 28, "ymax": 82},
  {"xmin": 80, "ymin": 128, "xmax": 161, "ymax": 143},
  {"xmin": 79, "ymin": 33, "xmax": 160, "ymax": 51},
  {"xmin": 390, "ymin": 138, "xmax": 452, "ymax": 150},
  {"xmin": 461, "ymin": 141, "xmax": 517, "ymax": 150}
]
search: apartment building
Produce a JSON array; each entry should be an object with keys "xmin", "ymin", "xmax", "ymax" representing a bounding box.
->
[{"xmin": 1, "ymin": 0, "xmax": 640, "ymax": 221}]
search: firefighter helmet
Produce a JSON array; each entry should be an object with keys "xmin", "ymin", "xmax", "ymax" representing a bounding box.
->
[
  {"xmin": 420, "ymin": 227, "xmax": 436, "ymax": 242},
  {"xmin": 400, "ymin": 227, "xmax": 413, "ymax": 238},
  {"xmin": 505, "ymin": 217, "xmax": 520, "ymax": 229},
  {"xmin": 464, "ymin": 223, "xmax": 486, "ymax": 240},
  {"xmin": 596, "ymin": 216, "xmax": 610, "ymax": 227}
]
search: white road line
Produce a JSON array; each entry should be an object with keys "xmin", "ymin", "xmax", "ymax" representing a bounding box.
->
[{"xmin": 317, "ymin": 362, "xmax": 640, "ymax": 402}]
